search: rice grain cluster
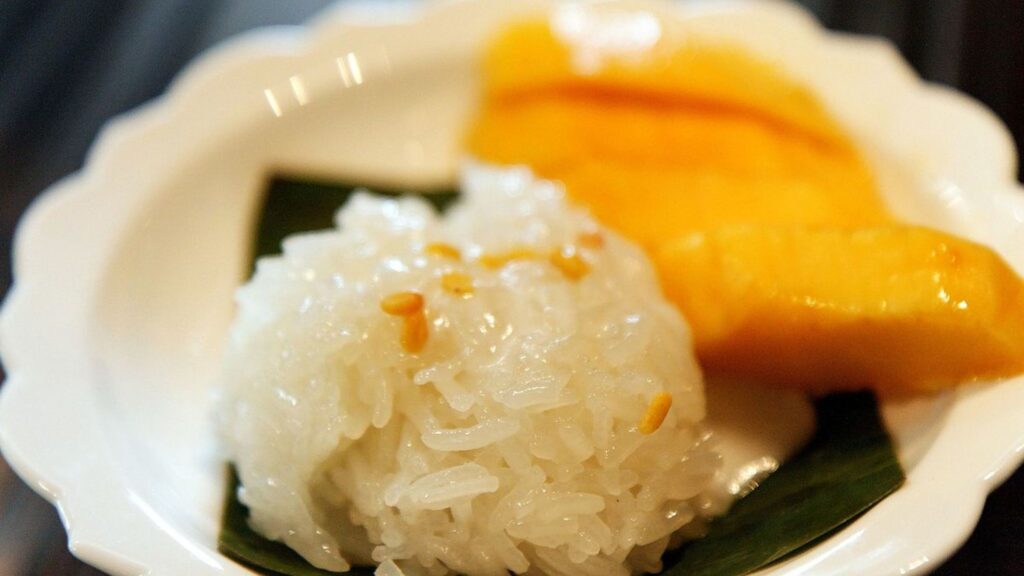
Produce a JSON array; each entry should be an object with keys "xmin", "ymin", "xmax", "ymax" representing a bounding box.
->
[{"xmin": 217, "ymin": 165, "xmax": 720, "ymax": 576}]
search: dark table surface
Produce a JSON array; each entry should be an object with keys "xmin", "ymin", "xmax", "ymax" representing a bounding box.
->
[{"xmin": 1, "ymin": 1, "xmax": 1023, "ymax": 575}]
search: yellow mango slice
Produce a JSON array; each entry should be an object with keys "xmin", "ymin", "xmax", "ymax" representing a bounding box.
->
[
  {"xmin": 556, "ymin": 163, "xmax": 884, "ymax": 247},
  {"xmin": 466, "ymin": 19, "xmax": 891, "ymax": 241},
  {"xmin": 469, "ymin": 19, "xmax": 1024, "ymax": 393},
  {"xmin": 481, "ymin": 19, "xmax": 849, "ymax": 144},
  {"xmin": 654, "ymin": 226, "xmax": 1024, "ymax": 394}
]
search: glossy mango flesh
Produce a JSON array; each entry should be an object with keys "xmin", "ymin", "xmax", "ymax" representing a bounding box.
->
[
  {"xmin": 466, "ymin": 20, "xmax": 892, "ymax": 245},
  {"xmin": 479, "ymin": 19, "xmax": 852, "ymax": 145},
  {"xmin": 655, "ymin": 227, "xmax": 1024, "ymax": 394},
  {"xmin": 466, "ymin": 19, "xmax": 1024, "ymax": 393}
]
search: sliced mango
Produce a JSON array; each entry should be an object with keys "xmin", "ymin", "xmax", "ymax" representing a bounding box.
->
[
  {"xmin": 468, "ymin": 101, "xmax": 886, "ymax": 246},
  {"xmin": 466, "ymin": 19, "xmax": 891, "ymax": 242},
  {"xmin": 481, "ymin": 19, "xmax": 851, "ymax": 145},
  {"xmin": 654, "ymin": 226, "xmax": 1024, "ymax": 394},
  {"xmin": 468, "ymin": 18, "xmax": 1024, "ymax": 393}
]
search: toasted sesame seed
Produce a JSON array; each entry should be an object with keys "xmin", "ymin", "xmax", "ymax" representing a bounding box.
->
[
  {"xmin": 441, "ymin": 272, "xmax": 474, "ymax": 297},
  {"xmin": 401, "ymin": 310, "xmax": 429, "ymax": 353},
  {"xmin": 639, "ymin": 393, "xmax": 672, "ymax": 435},
  {"xmin": 549, "ymin": 245, "xmax": 590, "ymax": 280},
  {"xmin": 578, "ymin": 231, "xmax": 605, "ymax": 249},
  {"xmin": 425, "ymin": 242, "xmax": 462, "ymax": 260},
  {"xmin": 479, "ymin": 247, "xmax": 539, "ymax": 269},
  {"xmin": 381, "ymin": 291, "xmax": 424, "ymax": 316}
]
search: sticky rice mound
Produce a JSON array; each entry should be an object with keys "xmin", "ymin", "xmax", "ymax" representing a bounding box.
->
[{"xmin": 217, "ymin": 165, "xmax": 720, "ymax": 576}]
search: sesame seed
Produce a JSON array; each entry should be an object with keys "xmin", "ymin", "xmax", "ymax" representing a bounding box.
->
[
  {"xmin": 578, "ymin": 231, "xmax": 605, "ymax": 249},
  {"xmin": 381, "ymin": 291, "xmax": 424, "ymax": 316},
  {"xmin": 479, "ymin": 247, "xmax": 539, "ymax": 269},
  {"xmin": 639, "ymin": 393, "xmax": 672, "ymax": 435},
  {"xmin": 549, "ymin": 245, "xmax": 590, "ymax": 280},
  {"xmin": 441, "ymin": 272, "xmax": 474, "ymax": 297},
  {"xmin": 401, "ymin": 310, "xmax": 429, "ymax": 353},
  {"xmin": 425, "ymin": 242, "xmax": 462, "ymax": 260}
]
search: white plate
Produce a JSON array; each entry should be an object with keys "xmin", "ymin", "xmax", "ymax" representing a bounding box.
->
[{"xmin": 1, "ymin": 1, "xmax": 1023, "ymax": 575}]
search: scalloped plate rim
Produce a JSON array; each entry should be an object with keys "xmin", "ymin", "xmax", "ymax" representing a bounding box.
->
[{"xmin": 1, "ymin": 1, "xmax": 1023, "ymax": 575}]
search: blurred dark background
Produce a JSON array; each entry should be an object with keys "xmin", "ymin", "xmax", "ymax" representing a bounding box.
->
[{"xmin": 0, "ymin": 0, "xmax": 1022, "ymax": 574}]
